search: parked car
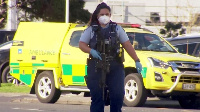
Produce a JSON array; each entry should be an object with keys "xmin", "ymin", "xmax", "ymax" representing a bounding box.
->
[
  {"xmin": 0, "ymin": 30, "xmax": 15, "ymax": 83},
  {"xmin": 166, "ymin": 34, "xmax": 200, "ymax": 57},
  {"xmin": 0, "ymin": 41, "xmax": 15, "ymax": 83}
]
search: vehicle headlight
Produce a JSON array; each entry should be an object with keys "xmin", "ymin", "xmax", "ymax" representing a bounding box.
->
[{"xmin": 148, "ymin": 57, "xmax": 170, "ymax": 69}]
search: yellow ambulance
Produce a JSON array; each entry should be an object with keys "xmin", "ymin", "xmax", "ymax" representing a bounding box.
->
[{"xmin": 10, "ymin": 22, "xmax": 200, "ymax": 109}]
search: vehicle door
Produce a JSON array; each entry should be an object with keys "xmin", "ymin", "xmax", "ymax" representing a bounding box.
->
[{"xmin": 60, "ymin": 27, "xmax": 88, "ymax": 86}]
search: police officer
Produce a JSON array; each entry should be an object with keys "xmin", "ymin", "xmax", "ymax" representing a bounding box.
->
[{"xmin": 79, "ymin": 2, "xmax": 142, "ymax": 112}]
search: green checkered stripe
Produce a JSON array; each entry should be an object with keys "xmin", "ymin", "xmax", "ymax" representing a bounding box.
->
[{"xmin": 62, "ymin": 64, "xmax": 87, "ymax": 85}]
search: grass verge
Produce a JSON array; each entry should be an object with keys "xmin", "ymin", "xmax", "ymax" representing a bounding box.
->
[{"xmin": 0, "ymin": 83, "xmax": 30, "ymax": 93}]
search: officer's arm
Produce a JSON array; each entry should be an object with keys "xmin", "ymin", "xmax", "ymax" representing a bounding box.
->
[
  {"xmin": 122, "ymin": 40, "xmax": 140, "ymax": 62},
  {"xmin": 79, "ymin": 41, "xmax": 91, "ymax": 54},
  {"xmin": 79, "ymin": 27, "xmax": 92, "ymax": 54}
]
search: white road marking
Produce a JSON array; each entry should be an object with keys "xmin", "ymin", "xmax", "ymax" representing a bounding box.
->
[{"xmin": 12, "ymin": 107, "xmax": 44, "ymax": 111}]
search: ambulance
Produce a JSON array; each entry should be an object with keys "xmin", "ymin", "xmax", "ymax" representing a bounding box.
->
[{"xmin": 10, "ymin": 22, "xmax": 200, "ymax": 109}]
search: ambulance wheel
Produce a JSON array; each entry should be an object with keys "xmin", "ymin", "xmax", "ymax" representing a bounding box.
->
[
  {"xmin": 2, "ymin": 66, "xmax": 15, "ymax": 83},
  {"xmin": 35, "ymin": 71, "xmax": 61, "ymax": 103},
  {"xmin": 124, "ymin": 73, "xmax": 147, "ymax": 107}
]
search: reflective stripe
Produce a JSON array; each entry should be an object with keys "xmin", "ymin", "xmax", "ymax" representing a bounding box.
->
[
  {"xmin": 32, "ymin": 63, "xmax": 44, "ymax": 66},
  {"xmin": 20, "ymin": 74, "xmax": 32, "ymax": 85},
  {"xmin": 141, "ymin": 67, "xmax": 147, "ymax": 78},
  {"xmin": 10, "ymin": 63, "xmax": 19, "ymax": 66},
  {"xmin": 62, "ymin": 64, "xmax": 72, "ymax": 75},
  {"xmin": 62, "ymin": 64, "xmax": 87, "ymax": 85}
]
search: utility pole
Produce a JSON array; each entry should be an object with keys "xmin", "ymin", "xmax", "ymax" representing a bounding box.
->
[
  {"xmin": 122, "ymin": 0, "xmax": 124, "ymax": 23},
  {"xmin": 65, "ymin": 0, "xmax": 69, "ymax": 23},
  {"xmin": 7, "ymin": 0, "xmax": 17, "ymax": 30},
  {"xmin": 165, "ymin": 0, "xmax": 167, "ymax": 22}
]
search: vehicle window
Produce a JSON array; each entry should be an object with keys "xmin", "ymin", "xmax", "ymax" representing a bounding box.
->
[
  {"xmin": 69, "ymin": 31, "xmax": 83, "ymax": 47},
  {"xmin": 0, "ymin": 32, "xmax": 15, "ymax": 45},
  {"xmin": 175, "ymin": 44, "xmax": 187, "ymax": 54},
  {"xmin": 0, "ymin": 34, "xmax": 5, "ymax": 44},
  {"xmin": 188, "ymin": 43, "xmax": 197, "ymax": 55},
  {"xmin": 175, "ymin": 43, "xmax": 200, "ymax": 57},
  {"xmin": 193, "ymin": 43, "xmax": 200, "ymax": 57},
  {"xmin": 126, "ymin": 32, "xmax": 176, "ymax": 52}
]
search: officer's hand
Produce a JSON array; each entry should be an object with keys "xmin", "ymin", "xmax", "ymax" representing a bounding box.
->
[
  {"xmin": 90, "ymin": 49, "xmax": 102, "ymax": 60},
  {"xmin": 135, "ymin": 62, "xmax": 142, "ymax": 73}
]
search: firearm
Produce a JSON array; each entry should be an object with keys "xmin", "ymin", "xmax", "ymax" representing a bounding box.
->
[{"xmin": 96, "ymin": 29, "xmax": 111, "ymax": 101}]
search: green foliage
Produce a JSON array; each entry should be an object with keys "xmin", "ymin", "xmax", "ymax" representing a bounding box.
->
[
  {"xmin": 0, "ymin": 83, "xmax": 30, "ymax": 93},
  {"xmin": 0, "ymin": 0, "xmax": 7, "ymax": 28},
  {"xmin": 69, "ymin": 0, "xmax": 91, "ymax": 24},
  {"xmin": 18, "ymin": 0, "xmax": 66, "ymax": 22},
  {"xmin": 18, "ymin": 0, "xmax": 91, "ymax": 23},
  {"xmin": 0, "ymin": 0, "xmax": 91, "ymax": 28},
  {"xmin": 160, "ymin": 21, "xmax": 186, "ymax": 38}
]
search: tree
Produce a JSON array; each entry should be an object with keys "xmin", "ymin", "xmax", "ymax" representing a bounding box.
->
[
  {"xmin": 0, "ymin": 0, "xmax": 91, "ymax": 28},
  {"xmin": 160, "ymin": 21, "xmax": 186, "ymax": 38},
  {"xmin": 17, "ymin": 0, "xmax": 91, "ymax": 23},
  {"xmin": 69, "ymin": 0, "xmax": 91, "ymax": 24},
  {"xmin": 0, "ymin": 0, "xmax": 7, "ymax": 28}
]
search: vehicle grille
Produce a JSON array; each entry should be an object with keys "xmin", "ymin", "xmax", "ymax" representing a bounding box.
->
[
  {"xmin": 169, "ymin": 61, "xmax": 200, "ymax": 73},
  {"xmin": 176, "ymin": 62, "xmax": 199, "ymax": 72},
  {"xmin": 177, "ymin": 68, "xmax": 199, "ymax": 72},
  {"xmin": 171, "ymin": 76, "xmax": 200, "ymax": 83}
]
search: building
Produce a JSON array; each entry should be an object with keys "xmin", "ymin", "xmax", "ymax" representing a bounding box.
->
[{"xmin": 84, "ymin": 0, "xmax": 200, "ymax": 34}]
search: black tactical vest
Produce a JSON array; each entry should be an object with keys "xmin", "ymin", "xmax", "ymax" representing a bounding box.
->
[{"xmin": 89, "ymin": 22, "xmax": 124, "ymax": 62}]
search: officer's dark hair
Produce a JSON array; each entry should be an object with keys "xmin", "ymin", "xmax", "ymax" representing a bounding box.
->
[{"xmin": 89, "ymin": 2, "xmax": 111, "ymax": 26}]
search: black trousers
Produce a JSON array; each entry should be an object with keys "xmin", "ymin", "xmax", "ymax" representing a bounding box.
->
[{"xmin": 87, "ymin": 60, "xmax": 125, "ymax": 112}]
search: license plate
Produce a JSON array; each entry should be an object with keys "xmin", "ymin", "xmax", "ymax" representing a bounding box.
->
[{"xmin": 182, "ymin": 83, "xmax": 196, "ymax": 90}]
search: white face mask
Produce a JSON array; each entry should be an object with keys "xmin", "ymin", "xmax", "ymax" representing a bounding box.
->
[{"xmin": 98, "ymin": 15, "xmax": 110, "ymax": 25}]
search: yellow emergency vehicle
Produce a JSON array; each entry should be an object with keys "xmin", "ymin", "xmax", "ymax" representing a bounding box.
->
[{"xmin": 10, "ymin": 22, "xmax": 200, "ymax": 109}]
